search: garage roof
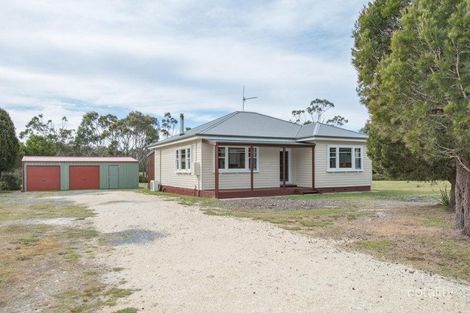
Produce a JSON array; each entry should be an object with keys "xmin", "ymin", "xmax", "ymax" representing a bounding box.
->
[{"xmin": 22, "ymin": 156, "xmax": 138, "ymax": 163}]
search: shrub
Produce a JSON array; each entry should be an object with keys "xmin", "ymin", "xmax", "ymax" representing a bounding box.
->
[
  {"xmin": 0, "ymin": 171, "xmax": 21, "ymax": 191},
  {"xmin": 139, "ymin": 175, "xmax": 148, "ymax": 183},
  {"xmin": 372, "ymin": 173, "xmax": 387, "ymax": 181},
  {"xmin": 439, "ymin": 186, "xmax": 450, "ymax": 207}
]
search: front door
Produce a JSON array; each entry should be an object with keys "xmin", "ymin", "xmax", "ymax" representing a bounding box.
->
[{"xmin": 280, "ymin": 149, "xmax": 290, "ymax": 184}]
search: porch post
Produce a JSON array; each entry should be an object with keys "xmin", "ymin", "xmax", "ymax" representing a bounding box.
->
[
  {"xmin": 312, "ymin": 145, "xmax": 315, "ymax": 190},
  {"xmin": 215, "ymin": 143, "xmax": 219, "ymax": 198},
  {"xmin": 282, "ymin": 146, "xmax": 286, "ymax": 188},
  {"xmin": 250, "ymin": 145, "xmax": 254, "ymax": 191}
]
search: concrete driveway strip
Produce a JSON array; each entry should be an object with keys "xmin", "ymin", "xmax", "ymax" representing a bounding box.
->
[{"xmin": 60, "ymin": 191, "xmax": 470, "ymax": 313}]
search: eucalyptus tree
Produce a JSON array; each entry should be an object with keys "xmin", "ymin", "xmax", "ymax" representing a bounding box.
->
[{"xmin": 0, "ymin": 108, "xmax": 19, "ymax": 176}]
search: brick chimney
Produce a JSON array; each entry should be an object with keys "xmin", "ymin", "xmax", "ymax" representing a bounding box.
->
[{"xmin": 179, "ymin": 113, "xmax": 184, "ymax": 135}]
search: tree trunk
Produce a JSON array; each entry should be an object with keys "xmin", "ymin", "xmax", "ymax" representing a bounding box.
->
[
  {"xmin": 449, "ymin": 178, "xmax": 456, "ymax": 210},
  {"xmin": 454, "ymin": 157, "xmax": 470, "ymax": 235}
]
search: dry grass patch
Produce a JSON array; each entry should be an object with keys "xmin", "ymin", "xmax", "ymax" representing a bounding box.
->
[
  {"xmin": 204, "ymin": 207, "xmax": 373, "ymax": 230},
  {"xmin": 0, "ymin": 192, "xmax": 136, "ymax": 312},
  {"xmin": 203, "ymin": 181, "xmax": 470, "ymax": 283},
  {"xmin": 0, "ymin": 191, "xmax": 92, "ymax": 221}
]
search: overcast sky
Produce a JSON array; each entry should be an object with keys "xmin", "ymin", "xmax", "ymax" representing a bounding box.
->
[{"xmin": 0, "ymin": 0, "xmax": 370, "ymax": 134}]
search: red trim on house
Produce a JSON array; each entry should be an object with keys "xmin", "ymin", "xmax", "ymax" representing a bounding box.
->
[
  {"xmin": 160, "ymin": 185, "xmax": 311, "ymax": 198},
  {"xmin": 159, "ymin": 185, "xmax": 371, "ymax": 198},
  {"xmin": 311, "ymin": 146, "xmax": 315, "ymax": 190},
  {"xmin": 160, "ymin": 185, "xmax": 214, "ymax": 197},
  {"xmin": 315, "ymin": 186, "xmax": 371, "ymax": 193},
  {"xmin": 214, "ymin": 142, "xmax": 219, "ymax": 198},
  {"xmin": 215, "ymin": 187, "xmax": 309, "ymax": 199},
  {"xmin": 146, "ymin": 151, "xmax": 155, "ymax": 189},
  {"xmin": 282, "ymin": 147, "xmax": 286, "ymax": 188}
]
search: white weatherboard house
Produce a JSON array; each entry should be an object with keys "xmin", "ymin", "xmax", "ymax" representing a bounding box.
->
[{"xmin": 147, "ymin": 111, "xmax": 372, "ymax": 198}]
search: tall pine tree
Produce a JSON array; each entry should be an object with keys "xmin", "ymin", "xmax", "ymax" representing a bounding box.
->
[{"xmin": 354, "ymin": 0, "xmax": 470, "ymax": 233}]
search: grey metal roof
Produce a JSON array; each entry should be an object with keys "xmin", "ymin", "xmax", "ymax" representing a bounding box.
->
[
  {"xmin": 297, "ymin": 122, "xmax": 368, "ymax": 139},
  {"xmin": 295, "ymin": 123, "xmax": 316, "ymax": 138},
  {"xmin": 200, "ymin": 137, "xmax": 313, "ymax": 146},
  {"xmin": 148, "ymin": 112, "xmax": 239, "ymax": 147},
  {"xmin": 314, "ymin": 123, "xmax": 367, "ymax": 139},
  {"xmin": 200, "ymin": 112, "xmax": 301, "ymax": 138},
  {"xmin": 148, "ymin": 111, "xmax": 366, "ymax": 148}
]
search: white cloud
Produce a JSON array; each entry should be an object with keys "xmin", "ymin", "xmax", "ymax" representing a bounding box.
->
[
  {"xmin": 244, "ymin": 0, "xmax": 365, "ymax": 34},
  {"xmin": 0, "ymin": 0, "xmax": 370, "ymax": 133}
]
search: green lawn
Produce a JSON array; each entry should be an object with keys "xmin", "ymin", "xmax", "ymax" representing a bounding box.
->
[
  {"xmin": 288, "ymin": 180, "xmax": 450, "ymax": 202},
  {"xmin": 372, "ymin": 180, "xmax": 449, "ymax": 193}
]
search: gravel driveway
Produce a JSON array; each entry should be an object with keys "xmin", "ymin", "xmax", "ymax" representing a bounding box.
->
[{"xmin": 61, "ymin": 191, "xmax": 470, "ymax": 313}]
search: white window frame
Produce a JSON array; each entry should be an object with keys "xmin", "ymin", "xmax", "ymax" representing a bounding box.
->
[
  {"xmin": 354, "ymin": 147, "xmax": 362, "ymax": 170},
  {"xmin": 216, "ymin": 146, "xmax": 259, "ymax": 173},
  {"xmin": 327, "ymin": 145, "xmax": 363, "ymax": 172},
  {"xmin": 176, "ymin": 146, "xmax": 191, "ymax": 173}
]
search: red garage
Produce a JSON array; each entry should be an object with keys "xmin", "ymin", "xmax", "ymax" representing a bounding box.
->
[
  {"xmin": 26, "ymin": 165, "xmax": 61, "ymax": 191},
  {"xmin": 22, "ymin": 156, "xmax": 139, "ymax": 192},
  {"xmin": 69, "ymin": 166, "xmax": 100, "ymax": 190}
]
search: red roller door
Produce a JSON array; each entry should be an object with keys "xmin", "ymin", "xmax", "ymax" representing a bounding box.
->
[
  {"xmin": 69, "ymin": 166, "xmax": 100, "ymax": 190},
  {"xmin": 27, "ymin": 166, "xmax": 61, "ymax": 191}
]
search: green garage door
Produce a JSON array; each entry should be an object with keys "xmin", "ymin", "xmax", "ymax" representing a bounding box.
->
[{"xmin": 108, "ymin": 165, "xmax": 119, "ymax": 189}]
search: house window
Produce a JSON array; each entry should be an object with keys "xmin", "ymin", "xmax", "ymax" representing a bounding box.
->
[
  {"xmin": 217, "ymin": 146, "xmax": 258, "ymax": 172},
  {"xmin": 218, "ymin": 147, "xmax": 226, "ymax": 169},
  {"xmin": 329, "ymin": 147, "xmax": 336, "ymax": 169},
  {"xmin": 176, "ymin": 147, "xmax": 191, "ymax": 173},
  {"xmin": 328, "ymin": 146, "xmax": 363, "ymax": 171},
  {"xmin": 176, "ymin": 150, "xmax": 179, "ymax": 170},
  {"xmin": 355, "ymin": 148, "xmax": 362, "ymax": 169},
  {"xmin": 228, "ymin": 147, "xmax": 245, "ymax": 169},
  {"xmin": 248, "ymin": 147, "xmax": 258, "ymax": 171},
  {"xmin": 339, "ymin": 148, "xmax": 352, "ymax": 168}
]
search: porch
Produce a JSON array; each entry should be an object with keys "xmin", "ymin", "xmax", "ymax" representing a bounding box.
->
[
  {"xmin": 204, "ymin": 139, "xmax": 317, "ymax": 199},
  {"xmin": 216, "ymin": 186, "xmax": 317, "ymax": 199}
]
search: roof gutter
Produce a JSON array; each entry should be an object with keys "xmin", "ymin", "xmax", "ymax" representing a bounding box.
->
[
  {"xmin": 298, "ymin": 136, "xmax": 367, "ymax": 142},
  {"xmin": 147, "ymin": 135, "xmax": 199, "ymax": 149},
  {"xmin": 147, "ymin": 134, "xmax": 368, "ymax": 149},
  {"xmin": 203, "ymin": 138, "xmax": 314, "ymax": 147}
]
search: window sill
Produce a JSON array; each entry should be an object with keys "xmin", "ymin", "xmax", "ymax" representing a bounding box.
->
[
  {"xmin": 216, "ymin": 169, "xmax": 260, "ymax": 174},
  {"xmin": 176, "ymin": 170, "xmax": 192, "ymax": 174},
  {"xmin": 327, "ymin": 169, "xmax": 363, "ymax": 173}
]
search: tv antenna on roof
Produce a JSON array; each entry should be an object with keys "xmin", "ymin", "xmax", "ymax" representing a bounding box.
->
[{"xmin": 242, "ymin": 85, "xmax": 257, "ymax": 111}]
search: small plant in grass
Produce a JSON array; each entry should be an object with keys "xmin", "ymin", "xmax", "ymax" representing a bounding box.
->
[
  {"xmin": 63, "ymin": 251, "xmax": 80, "ymax": 262},
  {"xmin": 114, "ymin": 308, "xmax": 139, "ymax": 313},
  {"xmin": 105, "ymin": 288, "xmax": 138, "ymax": 306},
  {"xmin": 19, "ymin": 236, "xmax": 40, "ymax": 244},
  {"xmin": 354, "ymin": 239, "xmax": 393, "ymax": 252},
  {"xmin": 299, "ymin": 220, "xmax": 332, "ymax": 228},
  {"xmin": 439, "ymin": 186, "xmax": 450, "ymax": 207}
]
